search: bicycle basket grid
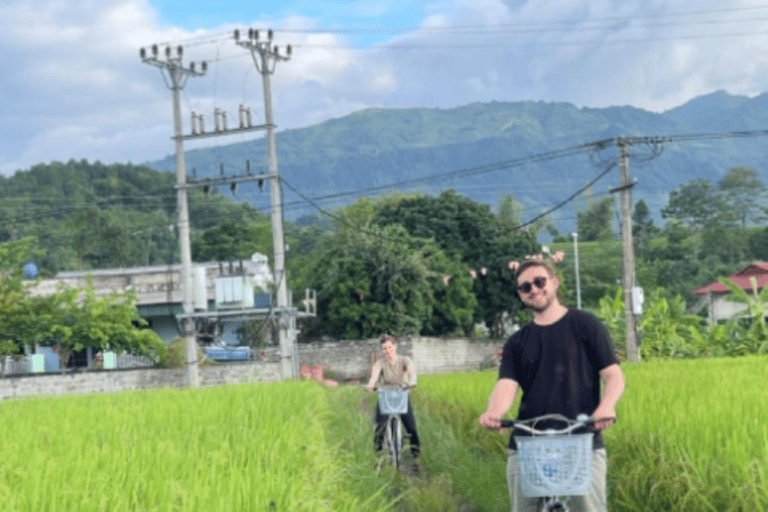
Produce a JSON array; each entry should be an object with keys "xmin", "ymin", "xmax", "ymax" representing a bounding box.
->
[
  {"xmin": 514, "ymin": 433, "xmax": 592, "ymax": 497},
  {"xmin": 377, "ymin": 388, "xmax": 409, "ymax": 414}
]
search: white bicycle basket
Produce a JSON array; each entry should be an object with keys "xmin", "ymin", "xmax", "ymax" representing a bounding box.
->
[
  {"xmin": 377, "ymin": 388, "xmax": 409, "ymax": 414},
  {"xmin": 514, "ymin": 433, "xmax": 593, "ymax": 497}
]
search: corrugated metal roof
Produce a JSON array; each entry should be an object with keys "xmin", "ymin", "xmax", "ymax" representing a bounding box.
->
[{"xmin": 694, "ymin": 261, "xmax": 768, "ymax": 295}]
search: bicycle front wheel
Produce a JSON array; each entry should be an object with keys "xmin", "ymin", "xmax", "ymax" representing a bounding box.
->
[{"xmin": 387, "ymin": 415, "xmax": 400, "ymax": 468}]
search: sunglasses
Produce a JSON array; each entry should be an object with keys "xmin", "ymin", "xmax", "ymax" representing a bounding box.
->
[{"xmin": 517, "ymin": 276, "xmax": 547, "ymax": 294}]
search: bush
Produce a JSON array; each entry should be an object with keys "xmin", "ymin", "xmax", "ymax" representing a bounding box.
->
[{"xmin": 157, "ymin": 338, "xmax": 216, "ymax": 368}]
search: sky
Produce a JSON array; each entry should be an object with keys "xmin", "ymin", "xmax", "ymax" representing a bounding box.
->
[{"xmin": 3, "ymin": 0, "xmax": 768, "ymax": 175}]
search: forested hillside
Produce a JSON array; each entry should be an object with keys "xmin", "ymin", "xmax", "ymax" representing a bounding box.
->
[
  {"xmin": 0, "ymin": 159, "xmax": 270, "ymax": 276},
  {"xmin": 149, "ymin": 90, "xmax": 768, "ymax": 234}
]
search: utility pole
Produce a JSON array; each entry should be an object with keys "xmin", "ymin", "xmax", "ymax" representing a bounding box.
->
[
  {"xmin": 571, "ymin": 232, "xmax": 582, "ymax": 310},
  {"xmin": 613, "ymin": 138, "xmax": 640, "ymax": 362},
  {"xmin": 141, "ymin": 44, "xmax": 207, "ymax": 387},
  {"xmin": 235, "ymin": 29, "xmax": 296, "ymax": 379}
]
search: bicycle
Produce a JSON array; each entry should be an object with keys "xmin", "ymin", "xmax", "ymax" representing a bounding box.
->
[
  {"xmin": 375, "ymin": 385, "xmax": 411, "ymax": 469},
  {"xmin": 499, "ymin": 414, "xmax": 614, "ymax": 512}
]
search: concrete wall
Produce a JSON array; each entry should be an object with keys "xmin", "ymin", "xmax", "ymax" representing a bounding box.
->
[
  {"xmin": 0, "ymin": 337, "xmax": 501, "ymax": 400},
  {"xmin": 0, "ymin": 362, "xmax": 281, "ymax": 401},
  {"xmin": 297, "ymin": 337, "xmax": 501, "ymax": 380}
]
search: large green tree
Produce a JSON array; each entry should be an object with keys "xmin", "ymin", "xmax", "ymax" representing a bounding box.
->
[
  {"xmin": 717, "ymin": 166, "xmax": 766, "ymax": 227},
  {"xmin": 374, "ymin": 190, "xmax": 538, "ymax": 337},
  {"xmin": 576, "ymin": 197, "xmax": 615, "ymax": 242},
  {"xmin": 307, "ymin": 196, "xmax": 478, "ymax": 339},
  {"xmin": 661, "ymin": 178, "xmax": 731, "ymax": 232}
]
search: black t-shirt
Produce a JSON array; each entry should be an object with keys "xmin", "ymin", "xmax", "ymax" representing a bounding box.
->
[{"xmin": 499, "ymin": 308, "xmax": 618, "ymax": 449}]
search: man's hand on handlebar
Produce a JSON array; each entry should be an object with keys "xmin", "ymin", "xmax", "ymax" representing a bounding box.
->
[{"xmin": 479, "ymin": 412, "xmax": 505, "ymax": 432}]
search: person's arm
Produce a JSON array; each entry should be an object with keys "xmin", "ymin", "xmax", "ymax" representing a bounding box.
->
[
  {"xmin": 479, "ymin": 378, "xmax": 519, "ymax": 430},
  {"xmin": 592, "ymin": 363, "xmax": 624, "ymax": 430},
  {"xmin": 366, "ymin": 361, "xmax": 382, "ymax": 392},
  {"xmin": 405, "ymin": 357, "xmax": 417, "ymax": 387}
]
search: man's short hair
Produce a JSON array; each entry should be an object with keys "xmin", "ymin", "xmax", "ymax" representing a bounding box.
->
[
  {"xmin": 379, "ymin": 334, "xmax": 396, "ymax": 345},
  {"xmin": 515, "ymin": 258, "xmax": 557, "ymax": 280}
]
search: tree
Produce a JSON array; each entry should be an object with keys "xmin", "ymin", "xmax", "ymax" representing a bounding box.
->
[
  {"xmin": 17, "ymin": 279, "xmax": 166, "ymax": 371},
  {"xmin": 307, "ymin": 195, "xmax": 479, "ymax": 339},
  {"xmin": 661, "ymin": 178, "xmax": 731, "ymax": 232},
  {"xmin": 576, "ymin": 197, "xmax": 614, "ymax": 242},
  {"xmin": 0, "ymin": 237, "xmax": 38, "ymax": 358},
  {"xmin": 1, "ymin": 238, "xmax": 166, "ymax": 371},
  {"xmin": 632, "ymin": 199, "xmax": 658, "ymax": 257},
  {"xmin": 309, "ymin": 224, "xmax": 430, "ymax": 339},
  {"xmin": 192, "ymin": 219, "xmax": 272, "ymax": 262},
  {"xmin": 374, "ymin": 190, "xmax": 538, "ymax": 337},
  {"xmin": 717, "ymin": 166, "xmax": 767, "ymax": 227}
]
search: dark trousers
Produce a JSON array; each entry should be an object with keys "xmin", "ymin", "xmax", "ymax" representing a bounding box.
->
[{"xmin": 374, "ymin": 397, "xmax": 420, "ymax": 457}]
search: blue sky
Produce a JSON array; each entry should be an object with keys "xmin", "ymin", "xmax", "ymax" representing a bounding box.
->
[
  {"xmin": 150, "ymin": 0, "xmax": 428, "ymax": 43},
  {"xmin": 2, "ymin": 0, "xmax": 768, "ymax": 175}
]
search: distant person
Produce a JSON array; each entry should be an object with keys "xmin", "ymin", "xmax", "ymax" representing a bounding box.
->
[
  {"xmin": 479, "ymin": 258, "xmax": 625, "ymax": 511},
  {"xmin": 366, "ymin": 334, "xmax": 421, "ymax": 471}
]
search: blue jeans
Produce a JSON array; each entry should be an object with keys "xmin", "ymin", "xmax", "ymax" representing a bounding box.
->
[{"xmin": 506, "ymin": 448, "xmax": 607, "ymax": 512}]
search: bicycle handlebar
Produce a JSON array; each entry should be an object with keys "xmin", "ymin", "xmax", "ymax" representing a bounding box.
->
[
  {"xmin": 498, "ymin": 413, "xmax": 616, "ymax": 434},
  {"xmin": 371, "ymin": 384, "xmax": 415, "ymax": 391}
]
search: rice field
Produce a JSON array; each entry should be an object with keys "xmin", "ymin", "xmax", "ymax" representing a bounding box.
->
[
  {"xmin": 0, "ymin": 356, "xmax": 765, "ymax": 511},
  {"xmin": 414, "ymin": 356, "xmax": 768, "ymax": 512},
  {"xmin": 0, "ymin": 382, "xmax": 391, "ymax": 512}
]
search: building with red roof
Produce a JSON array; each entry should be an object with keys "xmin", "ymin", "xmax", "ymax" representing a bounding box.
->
[{"xmin": 694, "ymin": 261, "xmax": 768, "ymax": 323}]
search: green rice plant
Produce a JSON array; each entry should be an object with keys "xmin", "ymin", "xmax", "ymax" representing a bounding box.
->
[
  {"xmin": 0, "ymin": 382, "xmax": 389, "ymax": 512},
  {"xmin": 321, "ymin": 384, "xmax": 486, "ymax": 512},
  {"xmin": 411, "ymin": 398, "xmax": 510, "ymax": 511},
  {"xmin": 609, "ymin": 357, "xmax": 768, "ymax": 511},
  {"xmin": 415, "ymin": 358, "xmax": 767, "ymax": 512},
  {"xmin": 415, "ymin": 370, "xmax": 519, "ymax": 455}
]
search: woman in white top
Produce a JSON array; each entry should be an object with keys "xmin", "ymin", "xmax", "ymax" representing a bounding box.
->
[{"xmin": 366, "ymin": 334, "xmax": 421, "ymax": 471}]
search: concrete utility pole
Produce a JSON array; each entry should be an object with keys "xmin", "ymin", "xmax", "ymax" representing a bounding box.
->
[
  {"xmin": 235, "ymin": 29, "xmax": 296, "ymax": 379},
  {"xmin": 141, "ymin": 44, "xmax": 207, "ymax": 387},
  {"xmin": 571, "ymin": 232, "xmax": 582, "ymax": 310},
  {"xmin": 613, "ymin": 138, "xmax": 641, "ymax": 362}
]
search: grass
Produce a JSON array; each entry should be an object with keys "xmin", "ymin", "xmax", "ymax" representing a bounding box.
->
[
  {"xmin": 413, "ymin": 357, "xmax": 768, "ymax": 512},
  {"xmin": 0, "ymin": 356, "xmax": 764, "ymax": 511},
  {"xmin": 0, "ymin": 382, "xmax": 388, "ymax": 512}
]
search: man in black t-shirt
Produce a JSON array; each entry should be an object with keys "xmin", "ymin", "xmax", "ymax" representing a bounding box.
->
[{"xmin": 479, "ymin": 258, "xmax": 625, "ymax": 512}]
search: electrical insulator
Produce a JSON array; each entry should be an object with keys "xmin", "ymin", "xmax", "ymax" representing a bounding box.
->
[
  {"xmin": 152, "ymin": 44, "xmax": 158, "ymax": 56},
  {"xmin": 246, "ymin": 160, "xmax": 251, "ymax": 175},
  {"xmin": 190, "ymin": 112, "xmax": 197, "ymax": 134},
  {"xmin": 268, "ymin": 29, "xmax": 273, "ymax": 40},
  {"xmin": 140, "ymin": 47, "xmax": 146, "ymax": 59},
  {"xmin": 191, "ymin": 167, "xmax": 197, "ymax": 180},
  {"xmin": 238, "ymin": 105, "xmax": 246, "ymax": 129},
  {"xmin": 254, "ymin": 29, "xmax": 259, "ymax": 40},
  {"xmin": 190, "ymin": 61, "xmax": 195, "ymax": 72},
  {"xmin": 220, "ymin": 163, "xmax": 225, "ymax": 176},
  {"xmin": 203, "ymin": 184, "xmax": 210, "ymax": 195},
  {"xmin": 258, "ymin": 178, "xmax": 264, "ymax": 190},
  {"xmin": 199, "ymin": 114, "xmax": 205, "ymax": 133},
  {"xmin": 214, "ymin": 108, "xmax": 222, "ymax": 132},
  {"xmin": 177, "ymin": 45, "xmax": 183, "ymax": 57},
  {"xmin": 248, "ymin": 28, "xmax": 254, "ymax": 39},
  {"xmin": 287, "ymin": 45, "xmax": 292, "ymax": 56},
  {"xmin": 165, "ymin": 46, "xmax": 171, "ymax": 58},
  {"xmin": 234, "ymin": 29, "xmax": 240, "ymax": 41},
  {"xmin": 221, "ymin": 111, "xmax": 228, "ymax": 131},
  {"xmin": 201, "ymin": 61, "xmax": 207, "ymax": 72},
  {"xmin": 230, "ymin": 182, "xmax": 237, "ymax": 193}
]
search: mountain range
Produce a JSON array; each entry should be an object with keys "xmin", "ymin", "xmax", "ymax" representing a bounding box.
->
[{"xmin": 148, "ymin": 90, "xmax": 768, "ymax": 234}]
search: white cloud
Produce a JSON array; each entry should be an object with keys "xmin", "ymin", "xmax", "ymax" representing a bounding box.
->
[{"xmin": 2, "ymin": 0, "xmax": 768, "ymax": 175}]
